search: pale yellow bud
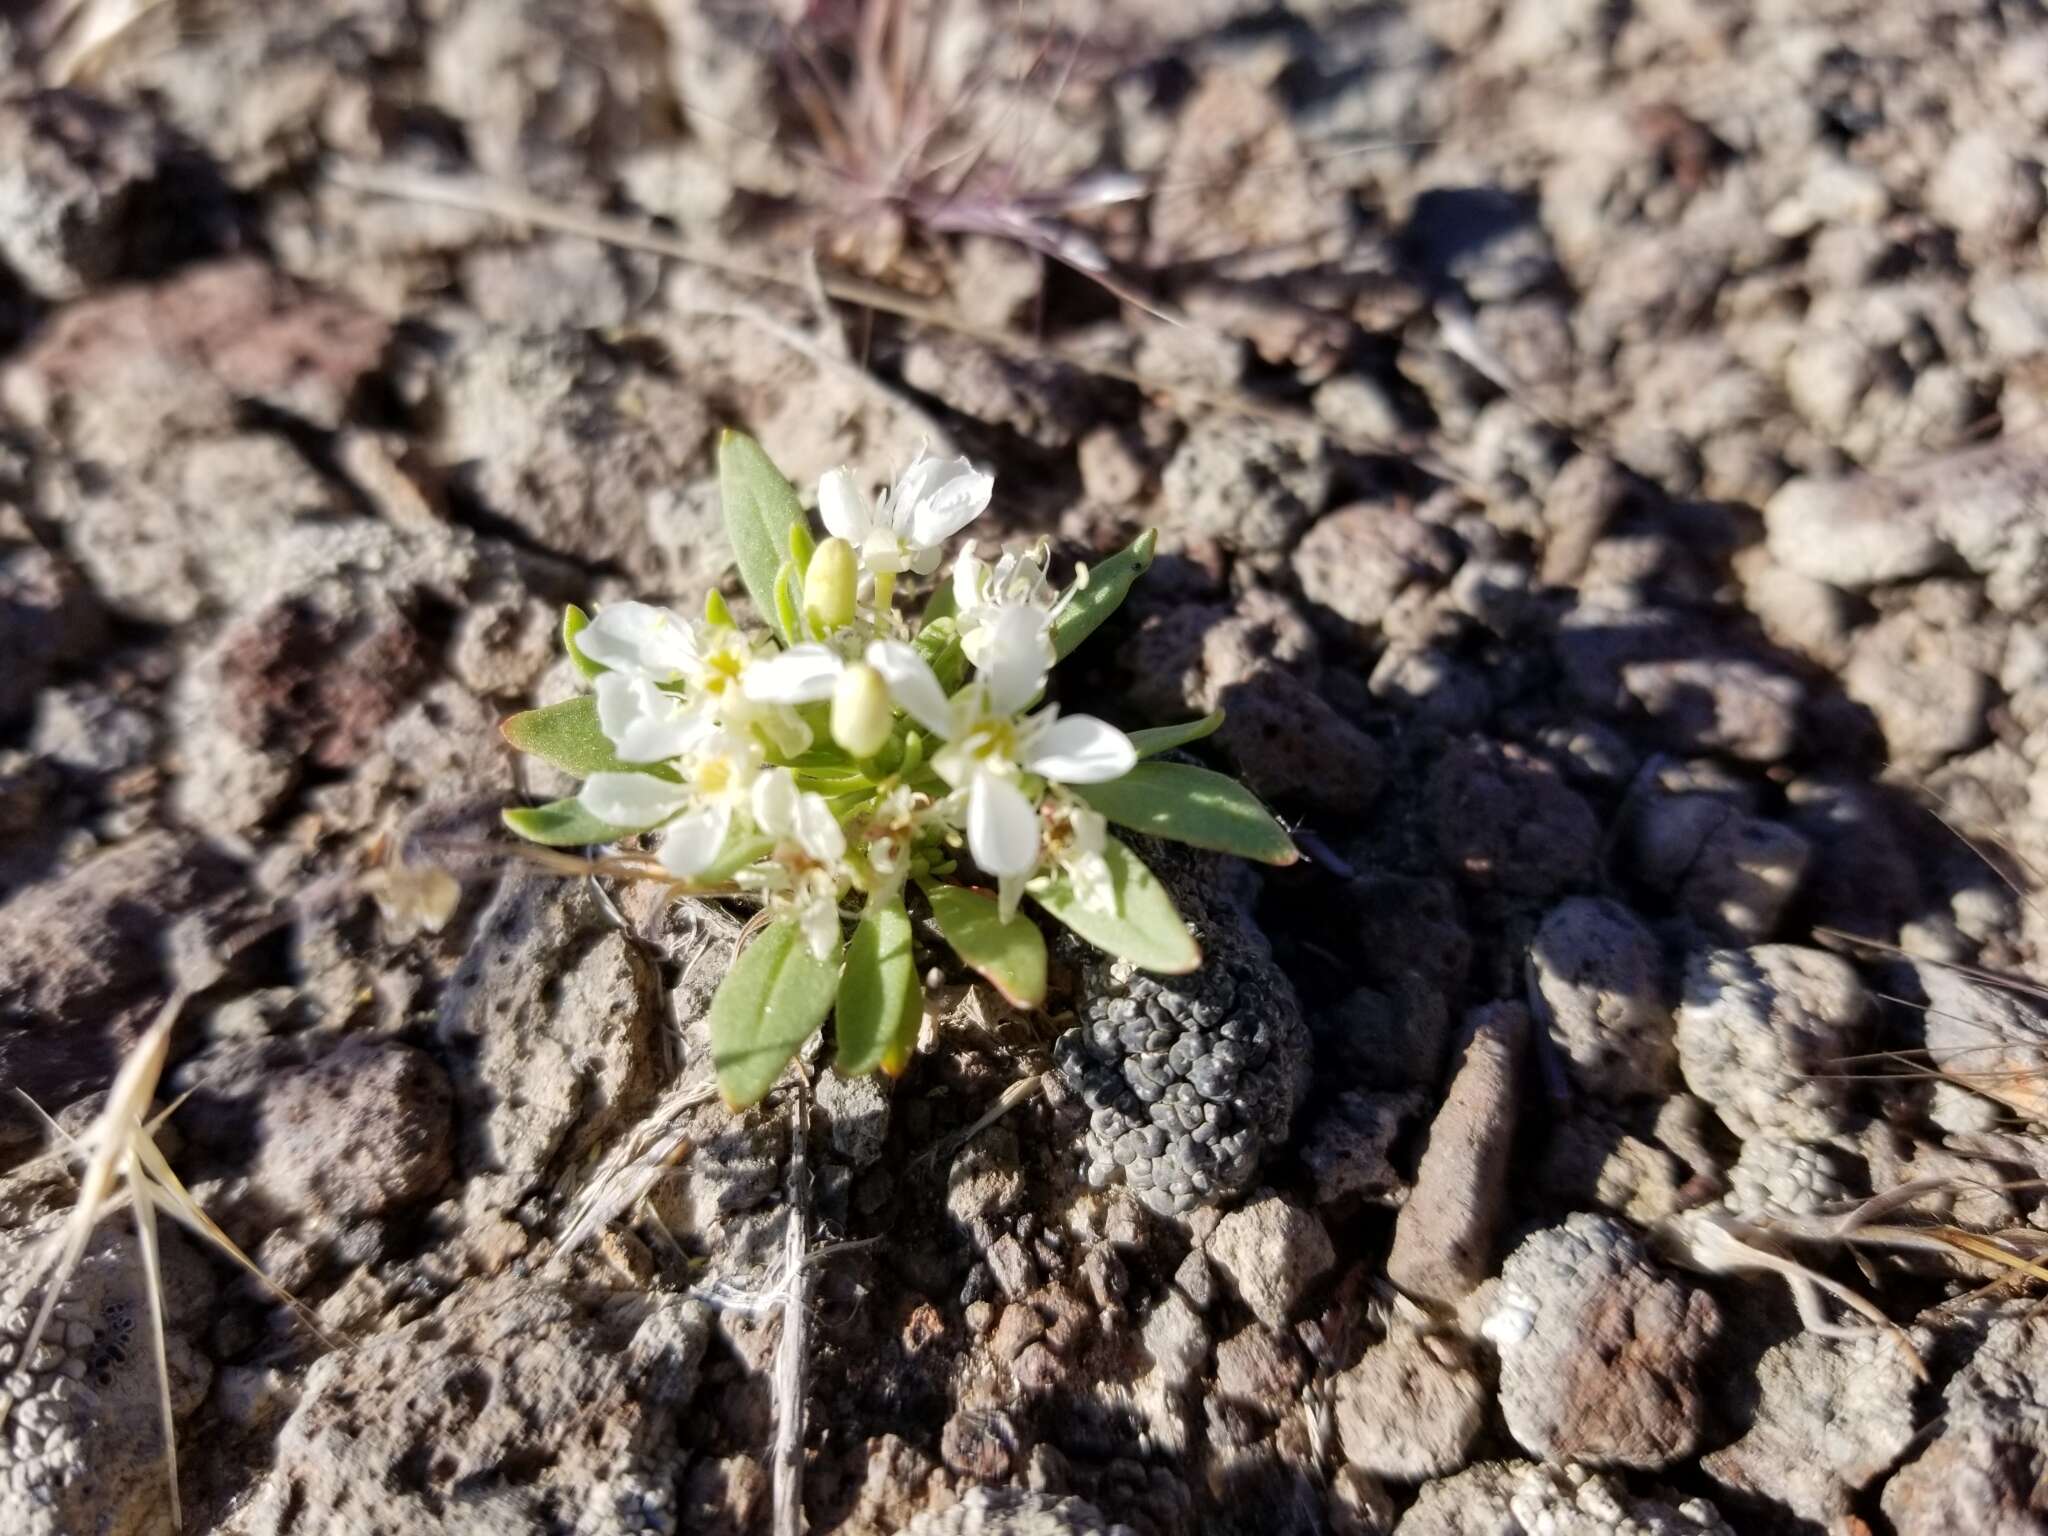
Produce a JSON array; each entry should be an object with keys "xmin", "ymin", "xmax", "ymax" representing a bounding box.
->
[
  {"xmin": 803, "ymin": 537, "xmax": 858, "ymax": 634},
  {"xmin": 831, "ymin": 662, "xmax": 894, "ymax": 759}
]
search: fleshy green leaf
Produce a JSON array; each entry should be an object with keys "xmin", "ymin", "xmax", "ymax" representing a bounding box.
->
[
  {"xmin": 1073, "ymin": 762, "xmax": 1298, "ymax": 865},
  {"xmin": 1033, "ymin": 835, "xmax": 1200, "ymax": 973},
  {"xmin": 502, "ymin": 798, "xmax": 635, "ymax": 847},
  {"xmin": 1051, "ymin": 528, "xmax": 1156, "ymax": 660},
  {"xmin": 500, "ymin": 696, "xmax": 679, "ymax": 781},
  {"xmin": 705, "ymin": 590, "xmax": 736, "ymax": 628},
  {"xmin": 925, "ymin": 884, "xmax": 1047, "ymax": 1007},
  {"xmin": 1127, "ymin": 711, "xmax": 1224, "ymax": 758},
  {"xmin": 719, "ymin": 429, "xmax": 807, "ymax": 642},
  {"xmin": 834, "ymin": 896, "xmax": 921, "ymax": 1076},
  {"xmin": 562, "ymin": 604, "xmax": 606, "ymax": 679},
  {"xmin": 710, "ymin": 920, "xmax": 842, "ymax": 1109}
]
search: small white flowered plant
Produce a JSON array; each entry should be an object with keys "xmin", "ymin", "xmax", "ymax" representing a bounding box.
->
[{"xmin": 501, "ymin": 432, "xmax": 1297, "ymax": 1108}]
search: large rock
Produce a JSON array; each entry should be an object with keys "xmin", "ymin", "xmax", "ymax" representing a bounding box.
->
[
  {"xmin": 428, "ymin": 327, "xmax": 717, "ymax": 583},
  {"xmin": 1527, "ymin": 899, "xmax": 1675, "ymax": 1100},
  {"xmin": 220, "ymin": 1276, "xmax": 709, "ymax": 1535},
  {"xmin": 1388, "ymin": 1003, "xmax": 1528, "ymax": 1305},
  {"xmin": 1882, "ymin": 1308, "xmax": 2048, "ymax": 1536},
  {"xmin": 1674, "ymin": 946, "xmax": 1870, "ymax": 1141},
  {"xmin": 1207, "ymin": 1195, "xmax": 1335, "ymax": 1329},
  {"xmin": 0, "ymin": 89, "xmax": 234, "ymax": 301},
  {"xmin": 1914, "ymin": 961, "xmax": 2048, "ymax": 1123},
  {"xmin": 1766, "ymin": 443, "xmax": 2048, "ymax": 613},
  {"xmin": 0, "ymin": 831, "xmax": 238, "ymax": 1147},
  {"xmin": 173, "ymin": 1039, "xmax": 453, "ymax": 1226},
  {"xmin": 435, "ymin": 874, "xmax": 663, "ymax": 1210},
  {"xmin": 1335, "ymin": 1333, "xmax": 1487, "ymax": 1481},
  {"xmin": 1, "ymin": 259, "xmax": 391, "ymax": 624},
  {"xmin": 1486, "ymin": 1214, "xmax": 1720, "ymax": 1469},
  {"xmin": 1703, "ymin": 1330, "xmax": 1918, "ymax": 1528}
]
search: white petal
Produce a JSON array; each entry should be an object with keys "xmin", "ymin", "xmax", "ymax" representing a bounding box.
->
[
  {"xmin": 595, "ymin": 673, "xmax": 708, "ymax": 763},
  {"xmin": 866, "ymin": 640, "xmax": 953, "ymax": 738},
  {"xmin": 578, "ymin": 601, "xmax": 699, "ymax": 680},
  {"xmin": 952, "ymin": 544, "xmax": 987, "ymax": 613},
  {"xmin": 742, "ymin": 644, "xmax": 844, "ymax": 704},
  {"xmin": 794, "ymin": 793, "xmax": 846, "ymax": 863},
  {"xmin": 817, "ymin": 469, "xmax": 870, "ymax": 542},
  {"xmin": 578, "ymin": 772, "xmax": 692, "ymax": 829},
  {"xmin": 905, "ymin": 459, "xmax": 994, "ymax": 548},
  {"xmin": 752, "ymin": 766, "xmax": 799, "ymax": 838},
  {"xmin": 657, "ymin": 803, "xmax": 732, "ymax": 876},
  {"xmin": 1024, "ymin": 713, "xmax": 1136, "ymax": 784},
  {"xmin": 883, "ymin": 453, "xmax": 941, "ymax": 536},
  {"xmin": 979, "ymin": 605, "xmax": 1052, "ymax": 717},
  {"xmin": 968, "ymin": 770, "xmax": 1041, "ymax": 877}
]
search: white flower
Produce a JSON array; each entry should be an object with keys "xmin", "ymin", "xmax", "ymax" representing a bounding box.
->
[
  {"xmin": 594, "ymin": 672, "xmax": 713, "ymax": 763},
  {"xmin": 819, "ymin": 450, "xmax": 993, "ymax": 578},
  {"xmin": 1043, "ymin": 796, "xmax": 1115, "ymax": 916},
  {"xmin": 866, "ymin": 622, "xmax": 1134, "ymax": 916},
  {"xmin": 576, "ymin": 601, "xmax": 702, "ymax": 681},
  {"xmin": 655, "ymin": 727, "xmax": 768, "ymax": 877},
  {"xmin": 952, "ymin": 540, "xmax": 1059, "ymax": 668},
  {"xmin": 739, "ymin": 767, "xmax": 851, "ymax": 959},
  {"xmin": 574, "ymin": 726, "xmax": 764, "ymax": 874},
  {"xmin": 583, "ymin": 601, "xmax": 807, "ymax": 754}
]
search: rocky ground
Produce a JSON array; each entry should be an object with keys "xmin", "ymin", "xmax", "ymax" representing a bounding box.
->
[{"xmin": 5, "ymin": 0, "xmax": 2048, "ymax": 1532}]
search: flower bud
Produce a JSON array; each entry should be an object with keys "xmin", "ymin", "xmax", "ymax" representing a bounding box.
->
[
  {"xmin": 831, "ymin": 662, "xmax": 894, "ymax": 758},
  {"xmin": 803, "ymin": 537, "xmax": 858, "ymax": 634}
]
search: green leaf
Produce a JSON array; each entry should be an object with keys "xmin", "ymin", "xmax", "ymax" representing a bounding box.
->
[
  {"xmin": 1073, "ymin": 762, "xmax": 1298, "ymax": 865},
  {"xmin": 773, "ymin": 557, "xmax": 803, "ymax": 646},
  {"xmin": 710, "ymin": 920, "xmax": 842, "ymax": 1109},
  {"xmin": 925, "ymin": 884, "xmax": 1047, "ymax": 1007},
  {"xmin": 921, "ymin": 579, "xmax": 958, "ymax": 627},
  {"xmin": 705, "ymin": 590, "xmax": 736, "ymax": 628},
  {"xmin": 562, "ymin": 604, "xmax": 606, "ymax": 679},
  {"xmin": 914, "ymin": 616, "xmax": 968, "ymax": 693},
  {"xmin": 834, "ymin": 896, "xmax": 921, "ymax": 1077},
  {"xmin": 719, "ymin": 429, "xmax": 807, "ymax": 642},
  {"xmin": 501, "ymin": 798, "xmax": 635, "ymax": 847},
  {"xmin": 1127, "ymin": 711, "xmax": 1224, "ymax": 758},
  {"xmin": 1051, "ymin": 528, "xmax": 1156, "ymax": 660},
  {"xmin": 500, "ymin": 696, "xmax": 679, "ymax": 781},
  {"xmin": 1033, "ymin": 835, "xmax": 1200, "ymax": 974}
]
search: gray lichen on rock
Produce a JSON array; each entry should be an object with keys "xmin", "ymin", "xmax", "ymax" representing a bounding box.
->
[{"xmin": 1049, "ymin": 838, "xmax": 1310, "ymax": 1216}]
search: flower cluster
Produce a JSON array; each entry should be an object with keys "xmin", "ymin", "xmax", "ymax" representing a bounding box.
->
[{"xmin": 501, "ymin": 432, "xmax": 1296, "ymax": 1108}]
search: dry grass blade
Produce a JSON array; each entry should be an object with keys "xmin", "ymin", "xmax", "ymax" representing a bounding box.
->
[
  {"xmin": 125, "ymin": 1139, "xmax": 179, "ymax": 1530},
  {"xmin": 12, "ymin": 989, "xmax": 337, "ymax": 1530},
  {"xmin": 553, "ymin": 1078, "xmax": 720, "ymax": 1261},
  {"xmin": 1663, "ymin": 1209, "xmax": 1928, "ymax": 1379},
  {"xmin": 12, "ymin": 990, "xmax": 180, "ymax": 1374}
]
